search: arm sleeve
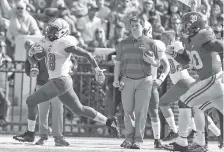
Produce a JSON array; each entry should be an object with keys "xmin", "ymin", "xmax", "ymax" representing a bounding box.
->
[
  {"xmin": 62, "ymin": 36, "xmax": 79, "ymax": 49},
  {"xmin": 174, "ymin": 50, "xmax": 191, "ymax": 65},
  {"xmin": 202, "ymin": 39, "xmax": 224, "ymax": 53},
  {"xmin": 115, "ymin": 41, "xmax": 123, "ymax": 61}
]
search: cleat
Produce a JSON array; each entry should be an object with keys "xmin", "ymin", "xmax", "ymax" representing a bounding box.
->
[
  {"xmin": 13, "ymin": 130, "xmax": 35, "ymax": 142},
  {"xmin": 131, "ymin": 141, "xmax": 142, "ymax": 149},
  {"xmin": 54, "ymin": 137, "xmax": 70, "ymax": 146},
  {"xmin": 121, "ymin": 140, "xmax": 132, "ymax": 149},
  {"xmin": 162, "ymin": 142, "xmax": 188, "ymax": 152},
  {"xmin": 188, "ymin": 143, "xmax": 207, "ymax": 152},
  {"xmin": 163, "ymin": 130, "xmax": 179, "ymax": 141},
  {"xmin": 35, "ymin": 136, "xmax": 48, "ymax": 145},
  {"xmin": 218, "ymin": 135, "xmax": 223, "ymax": 149},
  {"xmin": 154, "ymin": 139, "xmax": 163, "ymax": 149},
  {"xmin": 106, "ymin": 116, "xmax": 120, "ymax": 138}
]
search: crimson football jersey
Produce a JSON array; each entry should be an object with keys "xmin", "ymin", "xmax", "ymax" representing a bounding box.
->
[{"xmin": 188, "ymin": 29, "xmax": 222, "ymax": 79}]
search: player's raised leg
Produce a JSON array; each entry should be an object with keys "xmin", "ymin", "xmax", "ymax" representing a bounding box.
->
[{"xmin": 57, "ymin": 76, "xmax": 120, "ymax": 138}]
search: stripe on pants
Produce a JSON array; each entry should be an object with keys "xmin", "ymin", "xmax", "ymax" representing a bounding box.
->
[
  {"xmin": 184, "ymin": 75, "xmax": 216, "ymax": 105},
  {"xmin": 199, "ymin": 101, "xmax": 211, "ymax": 110}
]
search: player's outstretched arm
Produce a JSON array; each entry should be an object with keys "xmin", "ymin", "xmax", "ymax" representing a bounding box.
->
[
  {"xmin": 65, "ymin": 46, "xmax": 99, "ymax": 68},
  {"xmin": 65, "ymin": 46, "xmax": 106, "ymax": 84},
  {"xmin": 24, "ymin": 40, "xmax": 38, "ymax": 65},
  {"xmin": 202, "ymin": 39, "xmax": 224, "ymax": 53}
]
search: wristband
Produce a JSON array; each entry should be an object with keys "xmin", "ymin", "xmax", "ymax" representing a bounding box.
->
[
  {"xmin": 158, "ymin": 73, "xmax": 166, "ymax": 82},
  {"xmin": 95, "ymin": 67, "xmax": 100, "ymax": 72}
]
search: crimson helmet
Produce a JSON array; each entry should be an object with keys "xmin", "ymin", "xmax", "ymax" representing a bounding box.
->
[{"xmin": 181, "ymin": 12, "xmax": 206, "ymax": 36}]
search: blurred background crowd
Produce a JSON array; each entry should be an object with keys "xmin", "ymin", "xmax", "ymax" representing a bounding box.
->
[{"xmin": 0, "ymin": 0, "xmax": 223, "ymax": 136}]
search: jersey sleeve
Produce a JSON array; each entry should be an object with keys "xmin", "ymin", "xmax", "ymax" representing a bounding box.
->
[
  {"xmin": 198, "ymin": 29, "xmax": 215, "ymax": 46},
  {"xmin": 61, "ymin": 36, "xmax": 79, "ymax": 49}
]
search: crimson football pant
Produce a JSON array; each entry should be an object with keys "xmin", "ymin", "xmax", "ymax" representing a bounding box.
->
[{"xmin": 26, "ymin": 76, "xmax": 98, "ymax": 121}]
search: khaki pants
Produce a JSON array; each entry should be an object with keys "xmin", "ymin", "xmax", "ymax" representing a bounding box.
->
[
  {"xmin": 36, "ymin": 85, "xmax": 64, "ymax": 138},
  {"xmin": 121, "ymin": 76, "xmax": 153, "ymax": 143}
]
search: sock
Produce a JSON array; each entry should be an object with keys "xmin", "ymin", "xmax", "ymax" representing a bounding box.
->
[
  {"xmin": 151, "ymin": 120, "xmax": 161, "ymax": 139},
  {"xmin": 190, "ymin": 117, "xmax": 196, "ymax": 131},
  {"xmin": 207, "ymin": 116, "xmax": 221, "ymax": 136},
  {"xmin": 176, "ymin": 108, "xmax": 191, "ymax": 146},
  {"xmin": 28, "ymin": 119, "xmax": 36, "ymax": 132},
  {"xmin": 194, "ymin": 109, "xmax": 206, "ymax": 146},
  {"xmin": 195, "ymin": 132, "xmax": 206, "ymax": 146},
  {"xmin": 166, "ymin": 116, "xmax": 178, "ymax": 133},
  {"xmin": 93, "ymin": 112, "xmax": 107, "ymax": 124}
]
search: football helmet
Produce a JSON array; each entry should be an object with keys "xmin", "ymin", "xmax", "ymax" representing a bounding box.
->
[
  {"xmin": 181, "ymin": 12, "xmax": 206, "ymax": 36},
  {"xmin": 44, "ymin": 18, "xmax": 70, "ymax": 41}
]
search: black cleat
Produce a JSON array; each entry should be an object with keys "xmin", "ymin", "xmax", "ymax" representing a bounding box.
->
[
  {"xmin": 162, "ymin": 142, "xmax": 188, "ymax": 152},
  {"xmin": 13, "ymin": 130, "xmax": 35, "ymax": 142},
  {"xmin": 218, "ymin": 135, "xmax": 223, "ymax": 149},
  {"xmin": 154, "ymin": 139, "xmax": 162, "ymax": 149},
  {"xmin": 163, "ymin": 130, "xmax": 179, "ymax": 141},
  {"xmin": 106, "ymin": 116, "xmax": 120, "ymax": 138}
]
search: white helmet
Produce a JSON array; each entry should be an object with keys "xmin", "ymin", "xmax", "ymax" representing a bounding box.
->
[
  {"xmin": 45, "ymin": 18, "xmax": 70, "ymax": 41},
  {"xmin": 143, "ymin": 20, "xmax": 152, "ymax": 38}
]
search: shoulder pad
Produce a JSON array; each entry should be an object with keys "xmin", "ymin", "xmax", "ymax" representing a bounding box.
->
[{"xmin": 59, "ymin": 35, "xmax": 79, "ymax": 48}]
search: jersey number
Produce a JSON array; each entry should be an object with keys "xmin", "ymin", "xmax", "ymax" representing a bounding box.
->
[
  {"xmin": 48, "ymin": 53, "xmax": 56, "ymax": 71},
  {"xmin": 168, "ymin": 59, "xmax": 181, "ymax": 74},
  {"xmin": 191, "ymin": 51, "xmax": 203, "ymax": 69}
]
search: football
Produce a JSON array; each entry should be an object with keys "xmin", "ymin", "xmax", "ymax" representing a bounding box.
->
[{"xmin": 34, "ymin": 50, "xmax": 46, "ymax": 60}]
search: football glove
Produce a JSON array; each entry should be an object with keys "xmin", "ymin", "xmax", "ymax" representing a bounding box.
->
[{"xmin": 95, "ymin": 68, "xmax": 106, "ymax": 84}]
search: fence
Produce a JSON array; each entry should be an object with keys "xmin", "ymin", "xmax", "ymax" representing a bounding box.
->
[{"xmin": 0, "ymin": 60, "xmax": 220, "ymax": 140}]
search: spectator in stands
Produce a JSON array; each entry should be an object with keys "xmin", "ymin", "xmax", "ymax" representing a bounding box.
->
[
  {"xmin": 0, "ymin": 40, "xmax": 12, "ymax": 126},
  {"xmin": 213, "ymin": 24, "xmax": 223, "ymax": 40},
  {"xmin": 209, "ymin": 4, "xmax": 221, "ymax": 26},
  {"xmin": 140, "ymin": 0, "xmax": 161, "ymax": 27},
  {"xmin": 76, "ymin": 5, "xmax": 102, "ymax": 44},
  {"xmin": 89, "ymin": 27, "xmax": 107, "ymax": 48},
  {"xmin": 166, "ymin": 16, "xmax": 182, "ymax": 40},
  {"xmin": 6, "ymin": 0, "xmax": 41, "ymax": 59},
  {"xmin": 108, "ymin": 0, "xmax": 136, "ymax": 37},
  {"xmin": 96, "ymin": 0, "xmax": 111, "ymax": 22},
  {"xmin": 164, "ymin": 2, "xmax": 181, "ymax": 30},
  {"xmin": 108, "ymin": 22, "xmax": 126, "ymax": 48},
  {"xmin": 151, "ymin": 16, "xmax": 165, "ymax": 39}
]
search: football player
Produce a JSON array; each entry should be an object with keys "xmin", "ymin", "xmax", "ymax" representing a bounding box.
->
[
  {"xmin": 163, "ymin": 12, "xmax": 223, "ymax": 152},
  {"xmin": 13, "ymin": 18, "xmax": 120, "ymax": 142},
  {"xmin": 143, "ymin": 21, "xmax": 170, "ymax": 149},
  {"xmin": 160, "ymin": 30, "xmax": 222, "ymax": 151}
]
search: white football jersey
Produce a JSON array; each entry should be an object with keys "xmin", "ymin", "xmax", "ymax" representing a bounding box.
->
[
  {"xmin": 167, "ymin": 54, "xmax": 190, "ymax": 84},
  {"xmin": 37, "ymin": 35, "xmax": 78, "ymax": 79},
  {"xmin": 151, "ymin": 40, "xmax": 167, "ymax": 79}
]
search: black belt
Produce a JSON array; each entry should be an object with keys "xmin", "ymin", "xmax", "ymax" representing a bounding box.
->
[{"xmin": 123, "ymin": 75, "xmax": 151, "ymax": 80}]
